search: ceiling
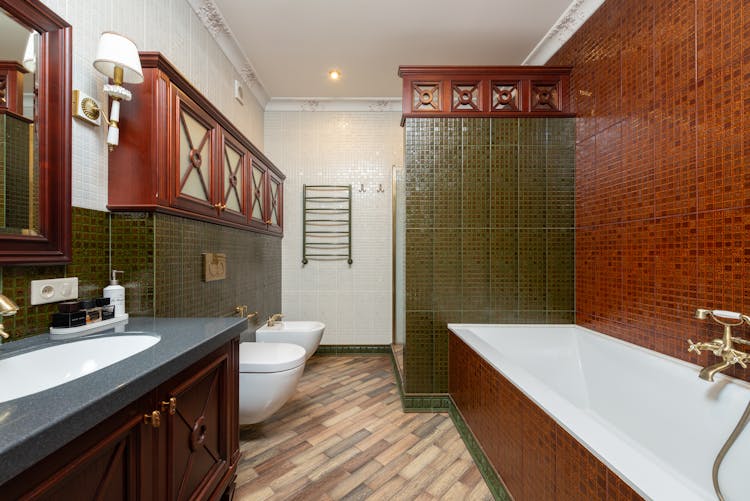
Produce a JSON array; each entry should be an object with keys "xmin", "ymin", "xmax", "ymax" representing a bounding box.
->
[{"xmin": 212, "ymin": 0, "xmax": 575, "ymax": 99}]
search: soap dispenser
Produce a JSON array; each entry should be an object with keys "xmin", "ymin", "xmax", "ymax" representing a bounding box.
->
[{"xmin": 103, "ymin": 270, "xmax": 125, "ymax": 317}]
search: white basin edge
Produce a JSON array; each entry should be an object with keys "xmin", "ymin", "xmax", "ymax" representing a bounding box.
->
[{"xmin": 0, "ymin": 334, "xmax": 160, "ymax": 403}]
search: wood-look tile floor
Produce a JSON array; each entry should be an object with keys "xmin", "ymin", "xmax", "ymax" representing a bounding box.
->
[{"xmin": 235, "ymin": 355, "xmax": 492, "ymax": 501}]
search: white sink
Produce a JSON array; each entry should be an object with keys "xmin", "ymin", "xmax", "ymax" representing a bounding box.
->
[
  {"xmin": 255, "ymin": 321, "xmax": 325, "ymax": 360},
  {"xmin": 0, "ymin": 334, "xmax": 160, "ymax": 403}
]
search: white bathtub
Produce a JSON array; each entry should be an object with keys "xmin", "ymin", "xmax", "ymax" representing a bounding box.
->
[{"xmin": 448, "ymin": 324, "xmax": 750, "ymax": 501}]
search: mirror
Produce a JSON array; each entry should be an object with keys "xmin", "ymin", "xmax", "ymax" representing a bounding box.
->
[
  {"xmin": 0, "ymin": 14, "xmax": 39, "ymax": 235},
  {"xmin": 0, "ymin": 1, "xmax": 71, "ymax": 264}
]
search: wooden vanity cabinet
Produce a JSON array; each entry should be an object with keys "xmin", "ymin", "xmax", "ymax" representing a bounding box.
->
[
  {"xmin": 6, "ymin": 394, "xmax": 156, "ymax": 501},
  {"xmin": 157, "ymin": 343, "xmax": 239, "ymax": 501},
  {"xmin": 5, "ymin": 339, "xmax": 240, "ymax": 501},
  {"xmin": 109, "ymin": 52, "xmax": 284, "ymax": 237}
]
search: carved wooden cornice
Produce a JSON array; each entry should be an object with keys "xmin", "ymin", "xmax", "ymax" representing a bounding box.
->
[{"xmin": 398, "ymin": 66, "xmax": 574, "ymax": 125}]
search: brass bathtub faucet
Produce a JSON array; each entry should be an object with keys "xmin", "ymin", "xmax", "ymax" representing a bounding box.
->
[{"xmin": 688, "ymin": 309, "xmax": 750, "ymax": 382}]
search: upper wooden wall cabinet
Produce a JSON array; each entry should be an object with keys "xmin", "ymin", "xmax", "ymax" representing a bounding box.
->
[
  {"xmin": 109, "ymin": 52, "xmax": 283, "ymax": 236},
  {"xmin": 398, "ymin": 66, "xmax": 573, "ymax": 124}
]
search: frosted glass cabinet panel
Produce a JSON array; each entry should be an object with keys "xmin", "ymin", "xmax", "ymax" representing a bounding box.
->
[
  {"xmin": 174, "ymin": 90, "xmax": 217, "ymax": 217},
  {"xmin": 267, "ymin": 170, "xmax": 283, "ymax": 234},
  {"xmin": 248, "ymin": 158, "xmax": 283, "ymax": 234},
  {"xmin": 219, "ymin": 132, "xmax": 248, "ymax": 225},
  {"xmin": 248, "ymin": 160, "xmax": 266, "ymax": 230}
]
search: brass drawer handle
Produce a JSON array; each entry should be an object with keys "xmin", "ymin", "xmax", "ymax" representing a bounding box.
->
[
  {"xmin": 161, "ymin": 397, "xmax": 177, "ymax": 415},
  {"xmin": 214, "ymin": 203, "xmax": 227, "ymax": 211},
  {"xmin": 144, "ymin": 410, "xmax": 161, "ymax": 428},
  {"xmin": 265, "ymin": 219, "xmax": 272, "ymax": 224}
]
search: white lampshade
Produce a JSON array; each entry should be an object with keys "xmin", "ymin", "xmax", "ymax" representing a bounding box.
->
[
  {"xmin": 22, "ymin": 32, "xmax": 37, "ymax": 74},
  {"xmin": 93, "ymin": 32, "xmax": 143, "ymax": 84}
]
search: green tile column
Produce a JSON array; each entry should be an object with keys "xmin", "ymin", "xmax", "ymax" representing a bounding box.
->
[{"xmin": 403, "ymin": 117, "xmax": 575, "ymax": 395}]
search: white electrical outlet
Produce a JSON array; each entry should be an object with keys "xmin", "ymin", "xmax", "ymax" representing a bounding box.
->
[{"xmin": 30, "ymin": 277, "xmax": 79, "ymax": 305}]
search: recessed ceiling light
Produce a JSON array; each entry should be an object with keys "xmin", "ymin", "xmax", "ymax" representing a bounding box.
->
[{"xmin": 328, "ymin": 70, "xmax": 341, "ymax": 81}]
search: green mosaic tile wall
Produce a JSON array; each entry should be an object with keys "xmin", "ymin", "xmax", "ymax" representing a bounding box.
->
[
  {"xmin": 152, "ymin": 213, "xmax": 281, "ymax": 324},
  {"xmin": 1, "ymin": 207, "xmax": 110, "ymax": 339},
  {"xmin": 404, "ymin": 118, "xmax": 575, "ymax": 394},
  {"xmin": 1, "ymin": 114, "xmax": 35, "ymax": 230},
  {"xmin": 1, "ymin": 208, "xmax": 281, "ymax": 341},
  {"xmin": 110, "ymin": 212, "xmax": 155, "ymax": 316}
]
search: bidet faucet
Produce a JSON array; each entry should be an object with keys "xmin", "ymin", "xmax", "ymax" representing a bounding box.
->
[
  {"xmin": 267, "ymin": 313, "xmax": 283, "ymax": 327},
  {"xmin": 688, "ymin": 309, "xmax": 750, "ymax": 381}
]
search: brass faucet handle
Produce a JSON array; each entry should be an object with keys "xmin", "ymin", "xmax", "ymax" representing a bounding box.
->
[
  {"xmin": 247, "ymin": 311, "xmax": 258, "ymax": 320},
  {"xmin": 727, "ymin": 349, "xmax": 749, "ymax": 368},
  {"xmin": 688, "ymin": 339, "xmax": 706, "ymax": 355},
  {"xmin": 0, "ymin": 324, "xmax": 8, "ymax": 340},
  {"xmin": 688, "ymin": 339, "xmax": 722, "ymax": 356},
  {"xmin": 235, "ymin": 305, "xmax": 248, "ymax": 317}
]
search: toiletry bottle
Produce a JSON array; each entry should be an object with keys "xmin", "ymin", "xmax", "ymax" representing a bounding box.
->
[{"xmin": 103, "ymin": 270, "xmax": 125, "ymax": 317}]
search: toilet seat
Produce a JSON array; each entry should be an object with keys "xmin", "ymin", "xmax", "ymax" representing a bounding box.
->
[{"xmin": 239, "ymin": 342, "xmax": 305, "ymax": 373}]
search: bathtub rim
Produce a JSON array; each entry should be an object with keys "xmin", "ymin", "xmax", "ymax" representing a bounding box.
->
[{"xmin": 448, "ymin": 323, "xmax": 749, "ymax": 501}]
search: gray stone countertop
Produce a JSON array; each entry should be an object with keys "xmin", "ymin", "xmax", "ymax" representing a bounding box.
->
[{"xmin": 0, "ymin": 316, "xmax": 247, "ymax": 485}]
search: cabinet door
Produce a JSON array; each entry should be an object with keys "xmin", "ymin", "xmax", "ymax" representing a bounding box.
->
[
  {"xmin": 218, "ymin": 131, "xmax": 248, "ymax": 224},
  {"xmin": 247, "ymin": 156, "xmax": 268, "ymax": 231},
  {"xmin": 8, "ymin": 398, "xmax": 154, "ymax": 501},
  {"xmin": 173, "ymin": 89, "xmax": 218, "ymax": 217},
  {"xmin": 266, "ymin": 169, "xmax": 283, "ymax": 235},
  {"xmin": 162, "ymin": 350, "xmax": 232, "ymax": 501}
]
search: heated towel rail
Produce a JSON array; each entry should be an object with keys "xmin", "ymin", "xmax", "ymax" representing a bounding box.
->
[{"xmin": 302, "ymin": 185, "xmax": 352, "ymax": 265}]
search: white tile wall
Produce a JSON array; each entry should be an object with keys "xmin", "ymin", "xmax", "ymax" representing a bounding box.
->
[
  {"xmin": 264, "ymin": 111, "xmax": 403, "ymax": 345},
  {"xmin": 40, "ymin": 0, "xmax": 264, "ymax": 211}
]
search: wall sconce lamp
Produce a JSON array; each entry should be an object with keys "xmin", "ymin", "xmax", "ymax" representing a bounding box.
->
[{"xmin": 93, "ymin": 32, "xmax": 143, "ymax": 151}]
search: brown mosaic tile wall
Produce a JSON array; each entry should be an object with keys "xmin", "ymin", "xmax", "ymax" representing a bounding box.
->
[
  {"xmin": 449, "ymin": 332, "xmax": 643, "ymax": 501},
  {"xmin": 547, "ymin": 0, "xmax": 750, "ymax": 381},
  {"xmin": 404, "ymin": 117, "xmax": 575, "ymax": 393},
  {"xmin": 1, "ymin": 207, "xmax": 109, "ymax": 339},
  {"xmin": 1, "ymin": 209, "xmax": 280, "ymax": 341}
]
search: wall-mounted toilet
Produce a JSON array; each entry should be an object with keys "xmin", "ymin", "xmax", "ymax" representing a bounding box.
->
[{"xmin": 239, "ymin": 341, "xmax": 306, "ymax": 424}]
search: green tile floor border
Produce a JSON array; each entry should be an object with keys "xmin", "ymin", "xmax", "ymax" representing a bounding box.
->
[
  {"xmin": 314, "ymin": 345, "xmax": 392, "ymax": 356},
  {"xmin": 448, "ymin": 399, "xmax": 511, "ymax": 501},
  {"xmin": 387, "ymin": 345, "xmax": 507, "ymax": 499},
  {"xmin": 388, "ymin": 348, "xmax": 451, "ymax": 413}
]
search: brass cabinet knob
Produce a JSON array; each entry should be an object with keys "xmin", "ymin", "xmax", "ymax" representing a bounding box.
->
[
  {"xmin": 161, "ymin": 397, "xmax": 177, "ymax": 415},
  {"xmin": 144, "ymin": 410, "xmax": 161, "ymax": 428},
  {"xmin": 265, "ymin": 219, "xmax": 272, "ymax": 224}
]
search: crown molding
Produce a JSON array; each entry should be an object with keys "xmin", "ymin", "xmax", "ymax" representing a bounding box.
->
[
  {"xmin": 186, "ymin": 0, "xmax": 270, "ymax": 107},
  {"xmin": 522, "ymin": 0, "xmax": 605, "ymax": 65},
  {"xmin": 265, "ymin": 98, "xmax": 402, "ymax": 113}
]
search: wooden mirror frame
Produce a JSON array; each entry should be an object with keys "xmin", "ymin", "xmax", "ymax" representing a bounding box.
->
[{"xmin": 0, "ymin": 0, "xmax": 71, "ymax": 264}]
